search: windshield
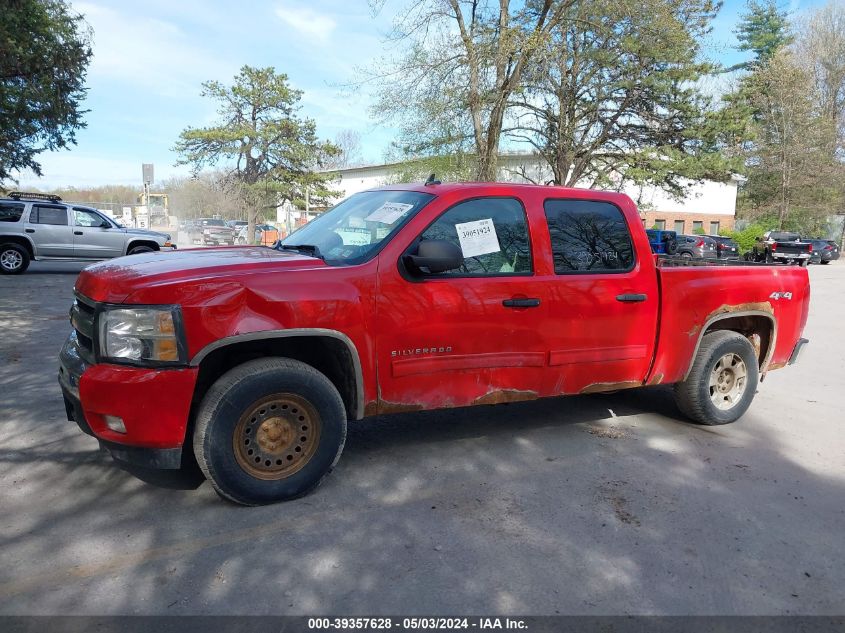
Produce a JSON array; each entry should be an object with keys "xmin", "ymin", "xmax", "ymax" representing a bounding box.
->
[
  {"xmin": 280, "ymin": 190, "xmax": 435, "ymax": 265},
  {"xmin": 201, "ymin": 219, "xmax": 226, "ymax": 227}
]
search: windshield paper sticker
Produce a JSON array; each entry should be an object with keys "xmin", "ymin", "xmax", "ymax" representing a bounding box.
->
[
  {"xmin": 365, "ymin": 202, "xmax": 414, "ymax": 224},
  {"xmin": 455, "ymin": 218, "xmax": 500, "ymax": 258}
]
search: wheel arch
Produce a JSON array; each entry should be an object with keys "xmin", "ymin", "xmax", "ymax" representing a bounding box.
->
[
  {"xmin": 0, "ymin": 235, "xmax": 35, "ymax": 258},
  {"xmin": 127, "ymin": 239, "xmax": 160, "ymax": 253},
  {"xmin": 190, "ymin": 329, "xmax": 365, "ymax": 421},
  {"xmin": 683, "ymin": 310, "xmax": 777, "ymax": 381}
]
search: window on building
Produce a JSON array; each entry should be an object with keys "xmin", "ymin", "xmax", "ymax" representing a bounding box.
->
[
  {"xmin": 544, "ymin": 199, "xmax": 634, "ymax": 273},
  {"xmin": 692, "ymin": 220, "xmax": 703, "ymax": 233},
  {"xmin": 0, "ymin": 202, "xmax": 24, "ymax": 222},
  {"xmin": 654, "ymin": 219, "xmax": 666, "ymax": 230},
  {"xmin": 30, "ymin": 205, "xmax": 68, "ymax": 226},
  {"xmin": 710, "ymin": 221, "xmax": 720, "ymax": 235},
  {"xmin": 419, "ymin": 197, "xmax": 532, "ymax": 275},
  {"xmin": 674, "ymin": 220, "xmax": 685, "ymax": 234}
]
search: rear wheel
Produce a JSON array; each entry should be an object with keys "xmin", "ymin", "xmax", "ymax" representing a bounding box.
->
[
  {"xmin": 673, "ymin": 331, "xmax": 759, "ymax": 425},
  {"xmin": 0, "ymin": 243, "xmax": 30, "ymax": 274},
  {"xmin": 193, "ymin": 358, "xmax": 347, "ymax": 505},
  {"xmin": 799, "ymin": 259, "xmax": 808, "ymax": 267}
]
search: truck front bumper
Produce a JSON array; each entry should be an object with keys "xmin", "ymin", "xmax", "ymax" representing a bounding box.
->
[{"xmin": 59, "ymin": 333, "xmax": 199, "ymax": 469}]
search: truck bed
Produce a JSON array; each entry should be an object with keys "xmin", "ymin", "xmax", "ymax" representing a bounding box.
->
[{"xmin": 647, "ymin": 262, "xmax": 811, "ymax": 385}]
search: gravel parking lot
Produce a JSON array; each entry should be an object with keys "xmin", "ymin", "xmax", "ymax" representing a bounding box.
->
[{"xmin": 1, "ymin": 260, "xmax": 843, "ymax": 615}]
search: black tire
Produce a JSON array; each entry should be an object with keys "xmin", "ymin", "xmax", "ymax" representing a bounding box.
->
[
  {"xmin": 680, "ymin": 251, "xmax": 692, "ymax": 259},
  {"xmin": 673, "ymin": 330, "xmax": 759, "ymax": 425},
  {"xmin": 799, "ymin": 259, "xmax": 808, "ymax": 267},
  {"xmin": 193, "ymin": 357, "xmax": 347, "ymax": 505},
  {"xmin": 820, "ymin": 260, "xmax": 830, "ymax": 265},
  {"xmin": 665, "ymin": 238, "xmax": 678, "ymax": 255},
  {"xmin": 128, "ymin": 245, "xmax": 155, "ymax": 255},
  {"xmin": 0, "ymin": 243, "xmax": 30, "ymax": 274}
]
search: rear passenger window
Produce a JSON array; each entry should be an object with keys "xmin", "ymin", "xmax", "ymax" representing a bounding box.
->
[
  {"xmin": 544, "ymin": 199, "xmax": 634, "ymax": 273},
  {"xmin": 0, "ymin": 202, "xmax": 24, "ymax": 222},
  {"xmin": 419, "ymin": 197, "xmax": 532, "ymax": 275},
  {"xmin": 31, "ymin": 205, "xmax": 68, "ymax": 226}
]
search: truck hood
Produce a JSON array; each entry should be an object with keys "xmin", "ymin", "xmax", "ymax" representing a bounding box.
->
[{"xmin": 76, "ymin": 246, "xmax": 326, "ymax": 303}]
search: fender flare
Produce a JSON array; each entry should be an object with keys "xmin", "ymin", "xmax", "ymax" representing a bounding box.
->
[
  {"xmin": 0, "ymin": 234, "xmax": 36, "ymax": 257},
  {"xmin": 190, "ymin": 328, "xmax": 366, "ymax": 420},
  {"xmin": 682, "ymin": 309, "xmax": 777, "ymax": 381}
]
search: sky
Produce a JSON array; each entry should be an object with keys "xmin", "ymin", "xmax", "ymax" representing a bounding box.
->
[{"xmin": 16, "ymin": 0, "xmax": 822, "ymax": 189}]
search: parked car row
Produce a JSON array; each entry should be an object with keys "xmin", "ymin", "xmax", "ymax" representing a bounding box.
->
[{"xmin": 646, "ymin": 227, "xmax": 839, "ymax": 266}]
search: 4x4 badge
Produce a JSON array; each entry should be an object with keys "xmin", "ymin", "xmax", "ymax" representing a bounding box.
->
[{"xmin": 769, "ymin": 291, "xmax": 793, "ymax": 300}]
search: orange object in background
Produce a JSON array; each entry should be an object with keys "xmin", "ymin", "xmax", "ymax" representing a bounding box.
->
[{"xmin": 260, "ymin": 228, "xmax": 279, "ymax": 246}]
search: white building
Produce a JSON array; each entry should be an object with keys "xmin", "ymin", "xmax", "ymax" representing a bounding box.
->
[{"xmin": 329, "ymin": 152, "xmax": 740, "ymax": 234}]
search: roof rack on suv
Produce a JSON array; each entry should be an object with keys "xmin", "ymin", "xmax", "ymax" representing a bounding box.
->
[{"xmin": 7, "ymin": 191, "xmax": 62, "ymax": 202}]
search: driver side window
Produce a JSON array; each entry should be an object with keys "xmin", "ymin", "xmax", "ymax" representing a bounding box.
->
[
  {"xmin": 418, "ymin": 197, "xmax": 532, "ymax": 276},
  {"xmin": 73, "ymin": 209, "xmax": 107, "ymax": 228}
]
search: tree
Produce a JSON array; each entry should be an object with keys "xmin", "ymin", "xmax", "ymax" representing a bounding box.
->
[
  {"xmin": 506, "ymin": 0, "xmax": 744, "ymax": 195},
  {"xmin": 0, "ymin": 0, "xmax": 92, "ymax": 184},
  {"xmin": 370, "ymin": 0, "xmax": 576, "ymax": 181},
  {"xmin": 796, "ymin": 1, "xmax": 845, "ymax": 143},
  {"xmin": 174, "ymin": 66, "xmax": 339, "ymax": 242},
  {"xmin": 738, "ymin": 50, "xmax": 840, "ymax": 232},
  {"xmin": 325, "ymin": 130, "xmax": 364, "ymax": 169},
  {"xmin": 730, "ymin": 0, "xmax": 793, "ymax": 71}
]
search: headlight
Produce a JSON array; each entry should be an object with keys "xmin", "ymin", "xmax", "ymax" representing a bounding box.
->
[{"xmin": 99, "ymin": 307, "xmax": 184, "ymax": 364}]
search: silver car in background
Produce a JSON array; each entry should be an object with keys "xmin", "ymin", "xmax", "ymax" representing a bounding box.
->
[{"xmin": 0, "ymin": 192, "xmax": 174, "ymax": 274}]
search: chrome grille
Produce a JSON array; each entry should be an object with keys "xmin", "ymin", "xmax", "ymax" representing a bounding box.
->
[{"xmin": 70, "ymin": 294, "xmax": 96, "ymax": 363}]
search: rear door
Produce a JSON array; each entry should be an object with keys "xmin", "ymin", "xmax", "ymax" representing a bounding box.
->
[
  {"xmin": 25, "ymin": 204, "xmax": 74, "ymax": 257},
  {"xmin": 72, "ymin": 208, "xmax": 124, "ymax": 258},
  {"xmin": 540, "ymin": 198, "xmax": 659, "ymax": 394}
]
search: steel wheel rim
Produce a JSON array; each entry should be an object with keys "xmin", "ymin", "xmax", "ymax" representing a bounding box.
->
[
  {"xmin": 233, "ymin": 393, "xmax": 321, "ymax": 480},
  {"xmin": 1, "ymin": 249, "xmax": 22, "ymax": 271},
  {"xmin": 709, "ymin": 353, "xmax": 748, "ymax": 411}
]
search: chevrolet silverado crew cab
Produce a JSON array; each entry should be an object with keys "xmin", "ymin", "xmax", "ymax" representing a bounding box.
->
[
  {"xmin": 59, "ymin": 182, "xmax": 811, "ymax": 505},
  {"xmin": 0, "ymin": 192, "xmax": 174, "ymax": 274}
]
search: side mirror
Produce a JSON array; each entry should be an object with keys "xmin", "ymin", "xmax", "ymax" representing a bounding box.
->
[
  {"xmin": 101, "ymin": 220, "xmax": 111, "ymax": 228},
  {"xmin": 405, "ymin": 239, "xmax": 464, "ymax": 274}
]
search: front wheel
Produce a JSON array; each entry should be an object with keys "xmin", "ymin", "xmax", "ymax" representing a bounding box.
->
[
  {"xmin": 193, "ymin": 358, "xmax": 347, "ymax": 505},
  {"xmin": 0, "ymin": 243, "xmax": 30, "ymax": 274},
  {"xmin": 673, "ymin": 331, "xmax": 759, "ymax": 425},
  {"xmin": 128, "ymin": 245, "xmax": 155, "ymax": 255},
  {"xmin": 820, "ymin": 260, "xmax": 830, "ymax": 265}
]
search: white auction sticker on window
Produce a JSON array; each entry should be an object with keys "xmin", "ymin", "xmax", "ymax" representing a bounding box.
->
[
  {"xmin": 364, "ymin": 202, "xmax": 414, "ymax": 224},
  {"xmin": 455, "ymin": 218, "xmax": 500, "ymax": 258}
]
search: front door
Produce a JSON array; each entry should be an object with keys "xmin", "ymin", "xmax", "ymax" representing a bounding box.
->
[
  {"xmin": 72, "ymin": 208, "xmax": 123, "ymax": 258},
  {"xmin": 375, "ymin": 196, "xmax": 549, "ymax": 411},
  {"xmin": 539, "ymin": 197, "xmax": 659, "ymax": 394},
  {"xmin": 25, "ymin": 204, "xmax": 74, "ymax": 257}
]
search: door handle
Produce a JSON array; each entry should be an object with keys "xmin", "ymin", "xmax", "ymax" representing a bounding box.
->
[
  {"xmin": 25, "ymin": 228, "xmax": 35, "ymax": 233},
  {"xmin": 616, "ymin": 293, "xmax": 648, "ymax": 303},
  {"xmin": 74, "ymin": 231, "xmax": 83, "ymax": 235},
  {"xmin": 503, "ymin": 298, "xmax": 541, "ymax": 308}
]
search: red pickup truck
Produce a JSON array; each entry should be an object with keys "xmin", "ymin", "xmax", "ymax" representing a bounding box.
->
[{"xmin": 59, "ymin": 182, "xmax": 810, "ymax": 505}]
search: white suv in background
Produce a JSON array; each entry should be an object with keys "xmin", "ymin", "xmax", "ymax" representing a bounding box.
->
[{"xmin": 0, "ymin": 192, "xmax": 174, "ymax": 274}]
